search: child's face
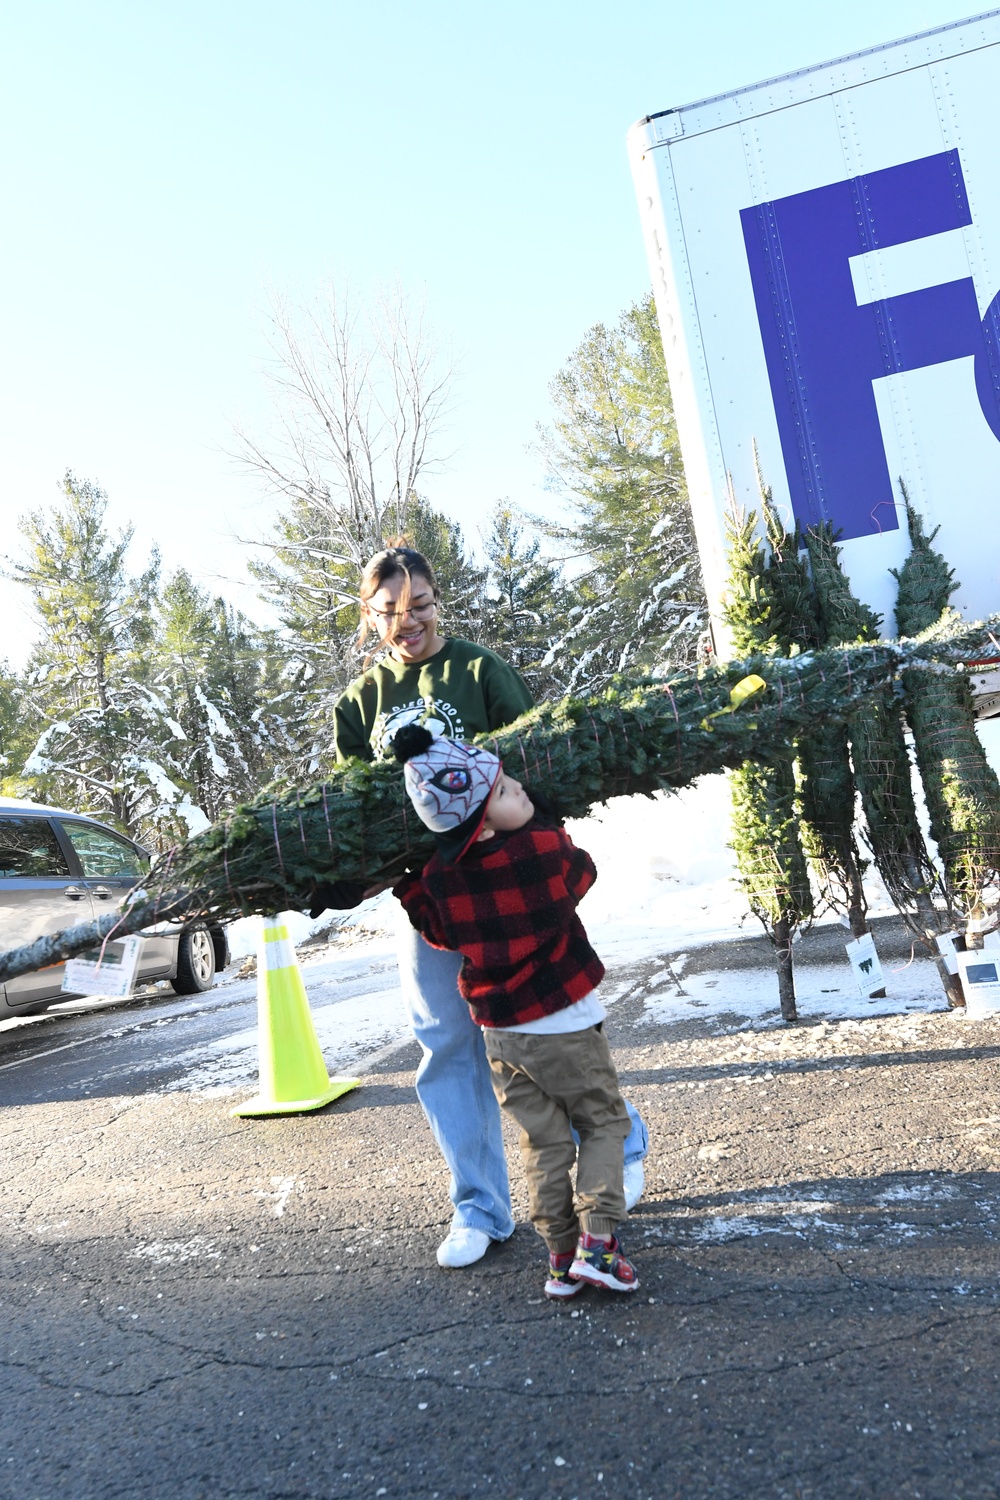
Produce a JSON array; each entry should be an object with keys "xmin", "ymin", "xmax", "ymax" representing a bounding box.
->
[{"xmin": 478, "ymin": 773, "xmax": 534, "ymax": 837}]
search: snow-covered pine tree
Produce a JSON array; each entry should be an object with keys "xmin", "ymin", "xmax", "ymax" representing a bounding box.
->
[
  {"xmin": 805, "ymin": 522, "xmax": 961, "ymax": 1005},
  {"xmin": 404, "ymin": 495, "xmax": 488, "ymax": 647},
  {"xmin": 0, "ymin": 662, "xmax": 28, "ymax": 791},
  {"xmin": 9, "ymin": 472, "xmax": 185, "ymax": 840},
  {"xmin": 534, "ymin": 295, "xmax": 707, "ymax": 691},
  {"xmin": 247, "ymin": 496, "xmax": 361, "ymax": 773},
  {"xmin": 894, "ymin": 500, "xmax": 1000, "ymax": 933},
  {"xmin": 154, "ymin": 572, "xmax": 274, "ymax": 835},
  {"xmin": 480, "ymin": 503, "xmax": 566, "ymax": 697},
  {"xmin": 723, "ymin": 505, "xmax": 812, "ymax": 1022}
]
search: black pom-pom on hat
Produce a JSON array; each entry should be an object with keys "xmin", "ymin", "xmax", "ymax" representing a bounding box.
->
[{"xmin": 391, "ymin": 723, "xmax": 435, "ymax": 764}]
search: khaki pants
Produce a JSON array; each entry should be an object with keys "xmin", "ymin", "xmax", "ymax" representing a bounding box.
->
[{"xmin": 483, "ymin": 1025, "xmax": 630, "ymax": 1255}]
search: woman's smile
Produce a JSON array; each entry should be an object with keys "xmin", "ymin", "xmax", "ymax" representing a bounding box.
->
[{"xmin": 365, "ymin": 574, "xmax": 445, "ymax": 664}]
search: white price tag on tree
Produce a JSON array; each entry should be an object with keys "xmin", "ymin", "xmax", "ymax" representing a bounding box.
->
[
  {"xmin": 957, "ymin": 951, "xmax": 1000, "ymax": 1017},
  {"xmin": 936, "ymin": 932, "xmax": 961, "ymax": 975},
  {"xmin": 845, "ymin": 931, "xmax": 885, "ymax": 999},
  {"xmin": 62, "ymin": 935, "xmax": 142, "ymax": 998}
]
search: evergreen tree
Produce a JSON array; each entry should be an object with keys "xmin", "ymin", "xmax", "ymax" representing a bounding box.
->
[
  {"xmin": 154, "ymin": 572, "xmax": 273, "ymax": 829},
  {"xmin": 405, "ymin": 494, "xmax": 488, "ymax": 645},
  {"xmin": 247, "ymin": 493, "xmax": 362, "ymax": 771},
  {"xmin": 248, "ymin": 497, "xmax": 358, "ymax": 670},
  {"xmin": 535, "ymin": 295, "xmax": 707, "ymax": 689},
  {"xmin": 480, "ymin": 503, "xmax": 565, "ymax": 693},
  {"xmin": 760, "ymin": 503, "xmax": 872, "ymax": 943},
  {"xmin": 0, "ymin": 661, "xmax": 30, "ymax": 791},
  {"xmin": 9, "ymin": 472, "xmax": 176, "ymax": 838},
  {"xmin": 894, "ymin": 501, "xmax": 1000, "ymax": 929},
  {"xmin": 805, "ymin": 523, "xmax": 961, "ymax": 1005},
  {"xmin": 724, "ymin": 507, "xmax": 812, "ymax": 1021}
]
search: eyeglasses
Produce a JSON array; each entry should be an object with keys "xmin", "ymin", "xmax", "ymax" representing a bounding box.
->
[{"xmin": 367, "ymin": 599, "xmax": 438, "ymax": 623}]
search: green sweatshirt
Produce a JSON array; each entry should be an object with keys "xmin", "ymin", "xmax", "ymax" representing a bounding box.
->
[{"xmin": 333, "ymin": 638, "xmax": 535, "ymax": 763}]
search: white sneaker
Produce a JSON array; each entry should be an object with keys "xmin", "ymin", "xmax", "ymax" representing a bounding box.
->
[
  {"xmin": 623, "ymin": 1160, "xmax": 645, "ymax": 1213},
  {"xmin": 436, "ymin": 1226, "xmax": 492, "ymax": 1268}
]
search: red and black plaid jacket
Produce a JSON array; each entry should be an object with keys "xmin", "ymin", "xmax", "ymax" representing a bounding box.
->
[{"xmin": 393, "ymin": 819, "xmax": 605, "ymax": 1028}]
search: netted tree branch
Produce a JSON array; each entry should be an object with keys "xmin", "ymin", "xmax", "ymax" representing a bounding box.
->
[
  {"xmin": 805, "ymin": 523, "xmax": 945, "ymax": 931},
  {"xmin": 894, "ymin": 500, "xmax": 1000, "ymax": 920}
]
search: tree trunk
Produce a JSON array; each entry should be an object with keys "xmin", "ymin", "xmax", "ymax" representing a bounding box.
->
[
  {"xmin": 909, "ymin": 880, "xmax": 965, "ymax": 1008},
  {"xmin": 846, "ymin": 882, "xmax": 867, "ymax": 940},
  {"xmin": 774, "ymin": 916, "xmax": 798, "ymax": 1022},
  {"xmin": 844, "ymin": 876, "xmax": 885, "ymax": 996}
]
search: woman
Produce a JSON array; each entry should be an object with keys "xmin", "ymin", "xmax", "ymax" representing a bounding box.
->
[{"xmin": 333, "ymin": 543, "xmax": 647, "ymax": 1269}]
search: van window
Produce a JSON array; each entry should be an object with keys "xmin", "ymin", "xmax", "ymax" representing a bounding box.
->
[
  {"xmin": 60, "ymin": 823, "xmax": 148, "ymax": 879},
  {"xmin": 0, "ymin": 817, "xmax": 72, "ymax": 878}
]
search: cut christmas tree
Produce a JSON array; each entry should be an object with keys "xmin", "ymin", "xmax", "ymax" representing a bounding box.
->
[
  {"xmin": 894, "ymin": 498, "xmax": 1000, "ymax": 938},
  {"xmin": 803, "ymin": 523, "xmax": 963, "ymax": 1006},
  {"xmin": 763, "ymin": 508, "xmax": 873, "ymax": 951},
  {"xmin": 723, "ymin": 501, "xmax": 812, "ymax": 1022}
]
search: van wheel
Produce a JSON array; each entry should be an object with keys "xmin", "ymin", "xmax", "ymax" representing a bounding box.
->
[{"xmin": 171, "ymin": 925, "xmax": 217, "ymax": 994}]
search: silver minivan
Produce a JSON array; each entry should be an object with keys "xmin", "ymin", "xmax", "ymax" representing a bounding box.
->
[{"xmin": 0, "ymin": 797, "xmax": 229, "ymax": 1018}]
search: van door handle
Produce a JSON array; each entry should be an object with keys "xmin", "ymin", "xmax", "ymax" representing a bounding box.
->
[
  {"xmin": 90, "ymin": 886, "xmax": 115, "ymax": 900},
  {"xmin": 63, "ymin": 886, "xmax": 89, "ymax": 900}
]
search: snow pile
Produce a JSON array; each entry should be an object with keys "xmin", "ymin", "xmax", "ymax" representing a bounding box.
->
[
  {"xmin": 568, "ymin": 775, "xmax": 750, "ymax": 951},
  {"xmin": 634, "ymin": 953, "xmax": 946, "ymax": 1029}
]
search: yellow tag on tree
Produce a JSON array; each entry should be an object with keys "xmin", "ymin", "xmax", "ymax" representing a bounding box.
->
[{"xmin": 700, "ymin": 673, "xmax": 767, "ymax": 731}]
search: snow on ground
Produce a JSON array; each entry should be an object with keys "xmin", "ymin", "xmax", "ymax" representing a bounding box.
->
[
  {"xmin": 225, "ymin": 894, "xmax": 396, "ymax": 961},
  {"xmin": 162, "ymin": 935, "xmax": 410, "ymax": 1096},
  {"xmin": 633, "ymin": 953, "xmax": 947, "ymax": 1029},
  {"xmin": 568, "ymin": 775, "xmax": 752, "ymax": 950}
]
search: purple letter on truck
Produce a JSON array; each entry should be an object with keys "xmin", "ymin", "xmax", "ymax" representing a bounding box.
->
[{"xmin": 741, "ymin": 151, "xmax": 1000, "ymax": 541}]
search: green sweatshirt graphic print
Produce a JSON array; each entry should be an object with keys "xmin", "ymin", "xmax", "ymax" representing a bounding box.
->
[{"xmin": 333, "ymin": 638, "xmax": 534, "ymax": 763}]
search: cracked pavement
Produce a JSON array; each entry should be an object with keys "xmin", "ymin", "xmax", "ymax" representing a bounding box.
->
[{"xmin": 3, "ymin": 920, "xmax": 1000, "ymax": 1498}]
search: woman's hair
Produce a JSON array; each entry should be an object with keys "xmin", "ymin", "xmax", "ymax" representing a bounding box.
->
[{"xmin": 358, "ymin": 539, "xmax": 440, "ymax": 656}]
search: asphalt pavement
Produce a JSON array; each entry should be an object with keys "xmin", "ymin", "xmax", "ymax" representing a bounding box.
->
[{"xmin": 3, "ymin": 919, "xmax": 1000, "ymax": 1499}]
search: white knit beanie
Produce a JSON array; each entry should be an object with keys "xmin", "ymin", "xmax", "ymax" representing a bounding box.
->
[{"xmin": 392, "ymin": 723, "xmax": 502, "ymax": 863}]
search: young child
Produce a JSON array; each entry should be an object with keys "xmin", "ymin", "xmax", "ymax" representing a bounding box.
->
[{"xmin": 390, "ymin": 722, "xmax": 639, "ymax": 1300}]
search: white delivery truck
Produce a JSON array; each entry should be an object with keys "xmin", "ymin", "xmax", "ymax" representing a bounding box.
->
[{"xmin": 629, "ymin": 10, "xmax": 1000, "ymax": 675}]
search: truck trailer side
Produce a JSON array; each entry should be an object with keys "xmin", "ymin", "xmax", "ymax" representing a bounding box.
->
[{"xmin": 629, "ymin": 11, "xmax": 1000, "ymax": 652}]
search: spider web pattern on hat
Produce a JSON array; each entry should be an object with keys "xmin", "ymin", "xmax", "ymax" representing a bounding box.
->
[{"xmin": 404, "ymin": 740, "xmax": 501, "ymax": 833}]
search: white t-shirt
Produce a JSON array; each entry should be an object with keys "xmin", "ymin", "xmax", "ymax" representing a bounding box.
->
[{"xmin": 493, "ymin": 988, "xmax": 606, "ymax": 1035}]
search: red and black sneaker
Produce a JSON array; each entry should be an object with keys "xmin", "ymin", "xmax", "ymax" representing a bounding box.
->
[
  {"xmin": 545, "ymin": 1250, "xmax": 587, "ymax": 1300},
  {"xmin": 569, "ymin": 1232, "xmax": 639, "ymax": 1293}
]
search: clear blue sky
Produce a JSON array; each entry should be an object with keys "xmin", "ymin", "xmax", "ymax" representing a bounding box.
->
[{"xmin": 0, "ymin": 0, "xmax": 984, "ymax": 664}]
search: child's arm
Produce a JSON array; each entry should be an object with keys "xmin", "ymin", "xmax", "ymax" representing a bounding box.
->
[
  {"xmin": 392, "ymin": 873, "xmax": 455, "ymax": 951},
  {"xmin": 516, "ymin": 828, "xmax": 597, "ymax": 922},
  {"xmin": 555, "ymin": 829, "xmax": 598, "ymax": 905}
]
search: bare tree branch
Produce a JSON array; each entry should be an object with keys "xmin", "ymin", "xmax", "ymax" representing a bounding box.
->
[{"xmin": 236, "ymin": 281, "xmax": 454, "ymax": 572}]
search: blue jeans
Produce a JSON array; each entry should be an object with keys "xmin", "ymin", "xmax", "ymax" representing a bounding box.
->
[{"xmin": 394, "ymin": 907, "xmax": 648, "ymax": 1239}]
